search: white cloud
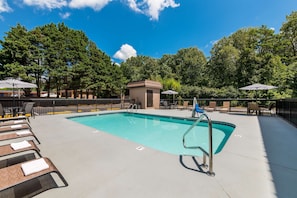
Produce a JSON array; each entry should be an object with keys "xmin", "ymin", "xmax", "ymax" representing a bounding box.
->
[
  {"xmin": 126, "ymin": 0, "xmax": 180, "ymax": 20},
  {"xmin": 23, "ymin": 0, "xmax": 67, "ymax": 9},
  {"xmin": 16, "ymin": 0, "xmax": 179, "ymax": 21},
  {"xmin": 69, "ymin": 0, "xmax": 111, "ymax": 11},
  {"xmin": 127, "ymin": 0, "xmax": 142, "ymax": 13},
  {"xmin": 59, "ymin": 12, "xmax": 70, "ymax": 19},
  {"xmin": 113, "ymin": 44, "xmax": 137, "ymax": 61},
  {"xmin": 0, "ymin": 0, "xmax": 12, "ymax": 12}
]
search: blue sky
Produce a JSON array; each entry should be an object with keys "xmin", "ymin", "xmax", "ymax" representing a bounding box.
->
[{"xmin": 0, "ymin": 0, "xmax": 297, "ymax": 63}]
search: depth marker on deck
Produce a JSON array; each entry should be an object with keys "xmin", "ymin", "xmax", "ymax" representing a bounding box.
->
[{"xmin": 136, "ymin": 146, "xmax": 144, "ymax": 151}]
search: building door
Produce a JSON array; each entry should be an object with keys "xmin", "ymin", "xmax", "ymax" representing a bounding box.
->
[{"xmin": 147, "ymin": 90, "xmax": 153, "ymax": 107}]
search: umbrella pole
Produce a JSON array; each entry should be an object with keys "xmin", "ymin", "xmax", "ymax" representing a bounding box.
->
[{"xmin": 12, "ymin": 85, "xmax": 15, "ymax": 107}]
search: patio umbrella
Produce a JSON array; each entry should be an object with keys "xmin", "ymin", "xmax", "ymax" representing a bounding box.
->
[
  {"xmin": 161, "ymin": 90, "xmax": 178, "ymax": 105},
  {"xmin": 161, "ymin": 90, "xmax": 178, "ymax": 95},
  {"xmin": 239, "ymin": 83, "xmax": 277, "ymax": 100},
  {"xmin": 239, "ymin": 83, "xmax": 277, "ymax": 91},
  {"xmin": 0, "ymin": 78, "xmax": 37, "ymax": 105}
]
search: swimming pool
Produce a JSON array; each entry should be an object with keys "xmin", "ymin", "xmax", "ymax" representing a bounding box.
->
[{"xmin": 68, "ymin": 112, "xmax": 235, "ymax": 156}]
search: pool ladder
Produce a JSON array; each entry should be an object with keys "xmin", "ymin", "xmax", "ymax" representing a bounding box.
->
[
  {"xmin": 127, "ymin": 104, "xmax": 138, "ymax": 112},
  {"xmin": 182, "ymin": 113, "xmax": 215, "ymax": 176}
]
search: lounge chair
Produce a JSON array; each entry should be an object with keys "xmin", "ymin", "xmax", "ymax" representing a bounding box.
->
[
  {"xmin": 0, "ymin": 140, "xmax": 41, "ymax": 169},
  {"xmin": 205, "ymin": 101, "xmax": 216, "ymax": 112},
  {"xmin": 0, "ymin": 119, "xmax": 31, "ymax": 128},
  {"xmin": 0, "ymin": 129, "xmax": 41, "ymax": 145},
  {"xmin": 0, "ymin": 140, "xmax": 41, "ymax": 159},
  {"xmin": 220, "ymin": 101, "xmax": 230, "ymax": 113},
  {"xmin": 247, "ymin": 102, "xmax": 261, "ymax": 115},
  {"xmin": 0, "ymin": 157, "xmax": 68, "ymax": 197},
  {"xmin": 0, "ymin": 123, "xmax": 31, "ymax": 133},
  {"xmin": 0, "ymin": 153, "xmax": 37, "ymax": 169}
]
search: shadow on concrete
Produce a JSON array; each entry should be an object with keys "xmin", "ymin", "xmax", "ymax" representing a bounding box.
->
[
  {"xmin": 179, "ymin": 155, "xmax": 208, "ymax": 175},
  {"xmin": 258, "ymin": 115, "xmax": 297, "ymax": 198}
]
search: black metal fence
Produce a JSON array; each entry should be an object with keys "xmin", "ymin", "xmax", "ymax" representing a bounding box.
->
[
  {"xmin": 277, "ymin": 99, "xmax": 297, "ymax": 127},
  {"xmin": 1, "ymin": 97, "xmax": 297, "ymax": 127},
  {"xmin": 0, "ymin": 98, "xmax": 131, "ymax": 116}
]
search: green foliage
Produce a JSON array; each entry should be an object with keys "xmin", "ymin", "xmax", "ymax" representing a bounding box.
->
[
  {"xmin": 280, "ymin": 11, "xmax": 297, "ymax": 65},
  {"xmin": 174, "ymin": 47, "xmax": 207, "ymax": 86},
  {"xmin": 162, "ymin": 78, "xmax": 181, "ymax": 92}
]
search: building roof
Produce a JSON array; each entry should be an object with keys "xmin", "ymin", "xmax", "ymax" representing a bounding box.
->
[{"xmin": 127, "ymin": 80, "xmax": 162, "ymax": 89}]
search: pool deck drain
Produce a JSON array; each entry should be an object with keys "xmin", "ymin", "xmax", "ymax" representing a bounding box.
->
[{"xmin": 30, "ymin": 109, "xmax": 297, "ymax": 198}]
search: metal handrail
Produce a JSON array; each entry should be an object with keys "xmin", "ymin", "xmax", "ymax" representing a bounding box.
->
[{"xmin": 182, "ymin": 113, "xmax": 215, "ymax": 176}]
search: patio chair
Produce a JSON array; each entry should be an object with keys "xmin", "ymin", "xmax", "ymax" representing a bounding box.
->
[
  {"xmin": 220, "ymin": 101, "xmax": 230, "ymax": 113},
  {"xmin": 260, "ymin": 102, "xmax": 276, "ymax": 116},
  {"xmin": 170, "ymin": 101, "xmax": 178, "ymax": 109},
  {"xmin": 247, "ymin": 102, "xmax": 261, "ymax": 115},
  {"xmin": 178, "ymin": 101, "xmax": 189, "ymax": 110},
  {"xmin": 162, "ymin": 101, "xmax": 170, "ymax": 109},
  {"xmin": 205, "ymin": 101, "xmax": 216, "ymax": 112},
  {"xmin": 0, "ymin": 157, "xmax": 68, "ymax": 197},
  {"xmin": 17, "ymin": 102, "xmax": 35, "ymax": 119},
  {"xmin": 0, "ymin": 103, "xmax": 12, "ymax": 118}
]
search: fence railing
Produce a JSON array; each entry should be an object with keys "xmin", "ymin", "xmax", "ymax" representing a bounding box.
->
[
  {"xmin": 0, "ymin": 98, "xmax": 131, "ymax": 116},
  {"xmin": 276, "ymin": 99, "xmax": 297, "ymax": 127},
  {"xmin": 1, "ymin": 97, "xmax": 297, "ymax": 127}
]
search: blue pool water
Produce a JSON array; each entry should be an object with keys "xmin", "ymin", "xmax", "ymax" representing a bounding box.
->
[{"xmin": 69, "ymin": 112, "xmax": 235, "ymax": 156}]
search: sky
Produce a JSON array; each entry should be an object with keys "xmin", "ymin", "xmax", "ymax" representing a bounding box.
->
[{"xmin": 0, "ymin": 0, "xmax": 297, "ymax": 63}]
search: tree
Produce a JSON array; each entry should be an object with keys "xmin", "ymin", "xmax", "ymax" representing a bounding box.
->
[
  {"xmin": 286, "ymin": 62, "xmax": 297, "ymax": 97},
  {"xmin": 174, "ymin": 47, "xmax": 207, "ymax": 86},
  {"xmin": 280, "ymin": 11, "xmax": 297, "ymax": 65},
  {"xmin": 0, "ymin": 24, "xmax": 30, "ymax": 79},
  {"xmin": 158, "ymin": 54, "xmax": 175, "ymax": 79},
  {"xmin": 40, "ymin": 23, "xmax": 91, "ymax": 98},
  {"xmin": 27, "ymin": 27, "xmax": 47, "ymax": 96},
  {"xmin": 120, "ymin": 56, "xmax": 161, "ymax": 82},
  {"xmin": 208, "ymin": 37, "xmax": 239, "ymax": 88}
]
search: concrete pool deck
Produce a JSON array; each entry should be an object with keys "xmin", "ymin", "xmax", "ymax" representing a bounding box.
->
[{"xmin": 28, "ymin": 109, "xmax": 297, "ymax": 198}]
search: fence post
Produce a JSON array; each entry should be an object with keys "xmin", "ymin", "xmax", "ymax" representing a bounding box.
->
[{"xmin": 53, "ymin": 100, "xmax": 55, "ymax": 115}]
